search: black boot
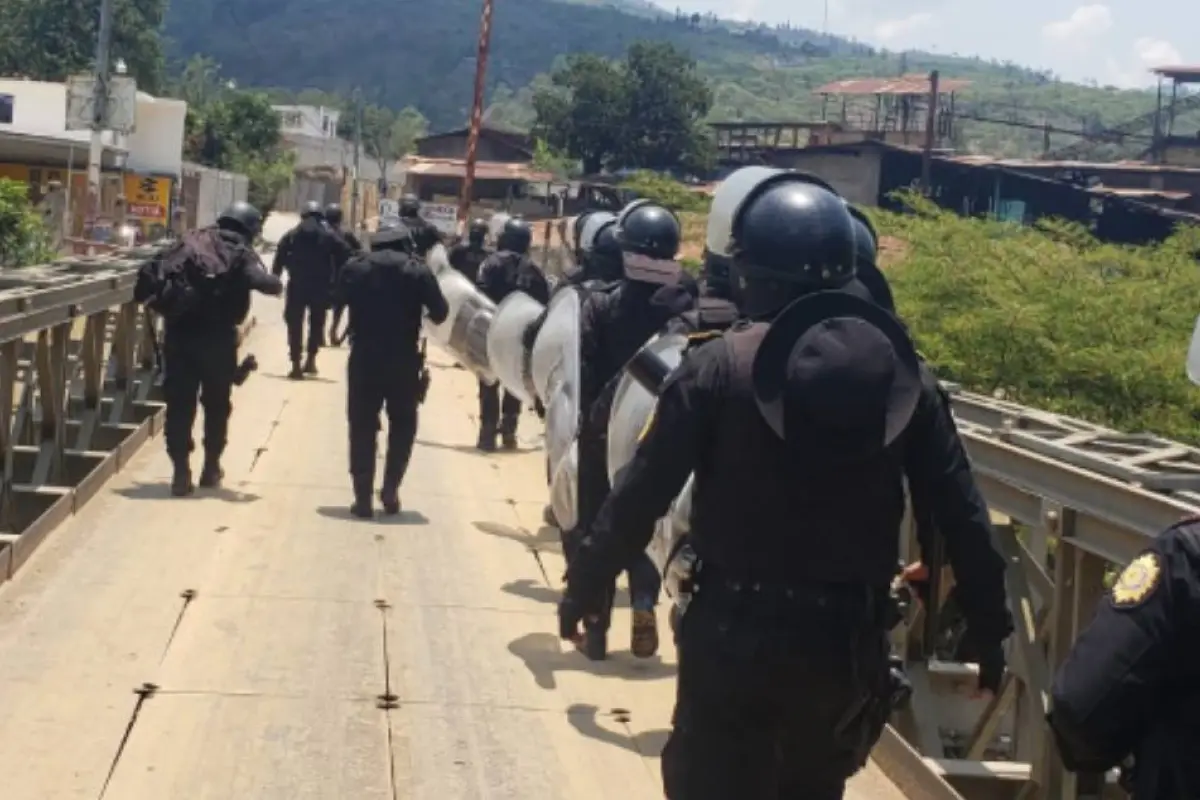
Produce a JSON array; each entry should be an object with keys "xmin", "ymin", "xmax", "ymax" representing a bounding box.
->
[
  {"xmin": 288, "ymin": 359, "xmax": 304, "ymax": 380},
  {"xmin": 476, "ymin": 426, "xmax": 496, "ymax": 452},
  {"xmin": 171, "ymin": 460, "xmax": 194, "ymax": 497},
  {"xmin": 198, "ymin": 456, "xmax": 224, "ymax": 488},
  {"xmin": 350, "ymin": 475, "xmax": 374, "ymax": 519},
  {"xmin": 582, "ymin": 620, "xmax": 608, "ymax": 661},
  {"xmin": 379, "ymin": 482, "xmax": 401, "ymax": 516},
  {"xmin": 303, "ymin": 353, "xmax": 318, "ymax": 375},
  {"xmin": 500, "ymin": 419, "xmax": 518, "ymax": 450}
]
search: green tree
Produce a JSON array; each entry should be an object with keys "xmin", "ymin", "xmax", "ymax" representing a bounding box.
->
[
  {"xmin": 533, "ymin": 53, "xmax": 628, "ymax": 174},
  {"xmin": 0, "ymin": 179, "xmax": 52, "ymax": 267},
  {"xmin": 339, "ymin": 103, "xmax": 429, "ymax": 177},
  {"xmin": 0, "ymin": 0, "xmax": 166, "ymax": 92}
]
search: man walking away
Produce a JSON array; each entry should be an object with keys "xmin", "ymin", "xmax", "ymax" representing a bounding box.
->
[
  {"xmin": 448, "ymin": 218, "xmax": 491, "ymax": 283},
  {"xmin": 333, "ymin": 219, "xmax": 449, "ymax": 518},
  {"xmin": 324, "ymin": 203, "xmax": 363, "ymax": 346},
  {"xmin": 272, "ymin": 201, "xmax": 350, "ymax": 378},
  {"xmin": 135, "ymin": 201, "xmax": 283, "ymax": 496}
]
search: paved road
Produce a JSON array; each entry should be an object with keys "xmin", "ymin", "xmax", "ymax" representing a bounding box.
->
[{"xmin": 0, "ymin": 291, "xmax": 908, "ymax": 798}]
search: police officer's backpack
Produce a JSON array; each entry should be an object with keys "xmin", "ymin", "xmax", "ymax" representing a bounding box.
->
[{"xmin": 137, "ymin": 229, "xmax": 240, "ymax": 322}]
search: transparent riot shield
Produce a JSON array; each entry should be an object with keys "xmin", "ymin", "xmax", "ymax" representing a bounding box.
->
[
  {"xmin": 532, "ymin": 288, "xmax": 581, "ymax": 531},
  {"xmin": 487, "ymin": 291, "xmax": 545, "ymax": 406},
  {"xmin": 606, "ymin": 332, "xmax": 688, "ymax": 483},
  {"xmin": 423, "ymin": 266, "xmax": 497, "ymax": 383}
]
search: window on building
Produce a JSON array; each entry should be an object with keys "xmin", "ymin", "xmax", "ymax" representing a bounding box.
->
[
  {"xmin": 0, "ymin": 94, "xmax": 13, "ymax": 124},
  {"xmin": 283, "ymin": 112, "xmax": 302, "ymax": 129},
  {"xmin": 322, "ymin": 116, "xmax": 330, "ymax": 134}
]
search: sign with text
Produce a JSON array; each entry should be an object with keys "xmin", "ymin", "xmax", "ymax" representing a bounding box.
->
[
  {"xmin": 123, "ymin": 173, "xmax": 173, "ymax": 240},
  {"xmin": 420, "ymin": 202, "xmax": 458, "ymax": 235}
]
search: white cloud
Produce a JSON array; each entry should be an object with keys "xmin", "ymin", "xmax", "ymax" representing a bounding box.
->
[
  {"xmin": 873, "ymin": 11, "xmax": 935, "ymax": 41},
  {"xmin": 1133, "ymin": 37, "xmax": 1181, "ymax": 69},
  {"xmin": 1041, "ymin": 5, "xmax": 1113, "ymax": 41}
]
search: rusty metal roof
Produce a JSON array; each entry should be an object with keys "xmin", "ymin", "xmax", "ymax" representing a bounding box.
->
[
  {"xmin": 946, "ymin": 153, "xmax": 1200, "ymax": 173},
  {"xmin": 400, "ymin": 156, "xmax": 554, "ymax": 183},
  {"xmin": 813, "ymin": 74, "xmax": 971, "ymax": 96},
  {"xmin": 1150, "ymin": 65, "xmax": 1200, "ymax": 81}
]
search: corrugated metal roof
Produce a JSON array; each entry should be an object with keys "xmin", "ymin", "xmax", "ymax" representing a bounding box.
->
[
  {"xmin": 1150, "ymin": 65, "xmax": 1200, "ymax": 81},
  {"xmin": 400, "ymin": 156, "xmax": 554, "ymax": 183},
  {"xmin": 947, "ymin": 153, "xmax": 1200, "ymax": 174},
  {"xmin": 813, "ymin": 74, "xmax": 971, "ymax": 96}
]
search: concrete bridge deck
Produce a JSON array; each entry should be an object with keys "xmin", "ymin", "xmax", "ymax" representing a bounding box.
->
[{"xmin": 0, "ymin": 291, "xmax": 909, "ymax": 798}]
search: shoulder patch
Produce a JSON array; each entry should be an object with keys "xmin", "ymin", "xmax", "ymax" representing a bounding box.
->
[
  {"xmin": 637, "ymin": 405, "xmax": 657, "ymax": 444},
  {"xmin": 1110, "ymin": 552, "xmax": 1162, "ymax": 608}
]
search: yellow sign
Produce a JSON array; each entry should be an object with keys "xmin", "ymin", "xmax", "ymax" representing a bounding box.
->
[
  {"xmin": 1110, "ymin": 552, "xmax": 1161, "ymax": 608},
  {"xmin": 123, "ymin": 173, "xmax": 173, "ymax": 239}
]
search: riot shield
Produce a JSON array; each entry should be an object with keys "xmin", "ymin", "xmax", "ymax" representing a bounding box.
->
[
  {"xmin": 487, "ymin": 290, "xmax": 545, "ymax": 406},
  {"xmin": 423, "ymin": 266, "xmax": 497, "ymax": 383},
  {"xmin": 650, "ymin": 475, "xmax": 695, "ymax": 596},
  {"xmin": 488, "ymin": 212, "xmax": 512, "ymax": 245},
  {"xmin": 426, "ymin": 241, "xmax": 452, "ymax": 277},
  {"xmin": 531, "ymin": 288, "xmax": 581, "ymax": 531},
  {"xmin": 606, "ymin": 332, "xmax": 687, "ymax": 484}
]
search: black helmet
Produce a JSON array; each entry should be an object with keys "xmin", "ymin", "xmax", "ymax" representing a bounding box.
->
[
  {"xmin": 709, "ymin": 167, "xmax": 854, "ymax": 316},
  {"xmin": 587, "ymin": 221, "xmax": 624, "ymax": 283},
  {"xmin": 614, "ymin": 200, "xmax": 680, "ymax": 260},
  {"xmin": 399, "ymin": 194, "xmax": 420, "ymax": 217},
  {"xmin": 300, "ymin": 200, "xmax": 323, "ymax": 219},
  {"xmin": 498, "ymin": 217, "xmax": 532, "ymax": 254},
  {"xmin": 216, "ymin": 201, "xmax": 263, "ymax": 240},
  {"xmin": 371, "ymin": 219, "xmax": 414, "ymax": 251},
  {"xmin": 844, "ymin": 203, "xmax": 895, "ymax": 313},
  {"xmin": 325, "ymin": 203, "xmax": 343, "ymax": 226},
  {"xmin": 468, "ymin": 218, "xmax": 488, "ymax": 243}
]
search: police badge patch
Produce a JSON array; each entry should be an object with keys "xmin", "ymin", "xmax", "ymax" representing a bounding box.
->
[{"xmin": 1110, "ymin": 552, "xmax": 1162, "ymax": 608}]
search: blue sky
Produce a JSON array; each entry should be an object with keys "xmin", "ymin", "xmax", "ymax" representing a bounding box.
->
[{"xmin": 652, "ymin": 1, "xmax": 1197, "ymax": 88}]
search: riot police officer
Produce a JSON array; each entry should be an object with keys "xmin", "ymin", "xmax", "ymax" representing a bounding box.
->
[
  {"xmin": 574, "ymin": 199, "xmax": 698, "ymax": 661},
  {"xmin": 272, "ymin": 200, "xmax": 351, "ymax": 378},
  {"xmin": 325, "ymin": 203, "xmax": 363, "ymax": 346},
  {"xmin": 398, "ymin": 194, "xmax": 442, "ymax": 258},
  {"xmin": 474, "ymin": 217, "xmax": 550, "ymax": 451},
  {"xmin": 559, "ymin": 170, "xmax": 1011, "ymax": 798},
  {"xmin": 1047, "ymin": 518, "xmax": 1200, "ymax": 797},
  {"xmin": 333, "ymin": 217, "xmax": 449, "ymax": 518},
  {"xmin": 136, "ymin": 201, "xmax": 283, "ymax": 495},
  {"xmin": 448, "ymin": 218, "xmax": 491, "ymax": 283}
]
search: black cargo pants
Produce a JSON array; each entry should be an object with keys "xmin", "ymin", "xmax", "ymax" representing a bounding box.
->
[
  {"xmin": 572, "ymin": 421, "xmax": 662, "ymax": 625},
  {"xmin": 163, "ymin": 327, "xmax": 238, "ymax": 465},
  {"xmin": 478, "ymin": 379, "xmax": 521, "ymax": 437},
  {"xmin": 284, "ymin": 287, "xmax": 328, "ymax": 362},
  {"xmin": 661, "ymin": 587, "xmax": 891, "ymax": 800},
  {"xmin": 347, "ymin": 350, "xmax": 420, "ymax": 490}
]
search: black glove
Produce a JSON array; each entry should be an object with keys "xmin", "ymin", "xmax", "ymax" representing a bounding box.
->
[{"xmin": 958, "ymin": 626, "xmax": 1006, "ymax": 694}]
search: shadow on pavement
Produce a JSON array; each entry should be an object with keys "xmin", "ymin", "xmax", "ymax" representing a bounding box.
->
[
  {"xmin": 315, "ymin": 505, "xmax": 430, "ymax": 525},
  {"xmin": 113, "ymin": 481, "xmax": 261, "ymax": 503},
  {"xmin": 566, "ymin": 703, "xmax": 670, "ymax": 758},
  {"xmin": 415, "ymin": 438, "xmax": 539, "ymax": 456},
  {"xmin": 507, "ymin": 631, "xmax": 675, "ymax": 691},
  {"xmin": 260, "ymin": 372, "xmax": 338, "ymax": 384},
  {"xmin": 473, "ymin": 521, "xmax": 563, "ymax": 555}
]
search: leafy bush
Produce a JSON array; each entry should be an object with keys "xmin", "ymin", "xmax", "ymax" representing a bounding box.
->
[
  {"xmin": 620, "ymin": 171, "xmax": 711, "ymax": 213},
  {"xmin": 0, "ymin": 179, "xmax": 52, "ymax": 267},
  {"xmin": 873, "ymin": 193, "xmax": 1200, "ymax": 443}
]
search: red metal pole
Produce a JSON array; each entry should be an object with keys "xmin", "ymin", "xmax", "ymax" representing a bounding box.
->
[{"xmin": 459, "ymin": 0, "xmax": 494, "ymax": 231}]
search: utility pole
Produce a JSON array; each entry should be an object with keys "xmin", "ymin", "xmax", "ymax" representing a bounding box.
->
[
  {"xmin": 920, "ymin": 70, "xmax": 939, "ymax": 196},
  {"xmin": 85, "ymin": 0, "xmax": 115, "ymax": 241},
  {"xmin": 350, "ymin": 88, "xmax": 362, "ymax": 230},
  {"xmin": 459, "ymin": 0, "xmax": 495, "ymax": 231}
]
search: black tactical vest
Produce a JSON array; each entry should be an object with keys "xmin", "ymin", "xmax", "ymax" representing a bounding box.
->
[{"xmin": 687, "ymin": 322, "xmax": 908, "ymax": 588}]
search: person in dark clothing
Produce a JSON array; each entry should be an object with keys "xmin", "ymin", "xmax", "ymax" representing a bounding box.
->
[
  {"xmin": 398, "ymin": 194, "xmax": 442, "ymax": 258},
  {"xmin": 324, "ymin": 203, "xmax": 363, "ymax": 347},
  {"xmin": 559, "ymin": 171, "xmax": 1011, "ymax": 799},
  {"xmin": 272, "ymin": 200, "xmax": 351, "ymax": 378},
  {"xmin": 1047, "ymin": 519, "xmax": 1200, "ymax": 798},
  {"xmin": 474, "ymin": 217, "xmax": 550, "ymax": 451},
  {"xmin": 333, "ymin": 221, "xmax": 449, "ymax": 518},
  {"xmin": 135, "ymin": 201, "xmax": 283, "ymax": 496},
  {"xmin": 573, "ymin": 199, "xmax": 698, "ymax": 662},
  {"xmin": 448, "ymin": 218, "xmax": 491, "ymax": 283}
]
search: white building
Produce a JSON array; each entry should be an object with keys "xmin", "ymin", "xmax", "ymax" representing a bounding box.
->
[{"xmin": 273, "ymin": 104, "xmax": 341, "ymax": 140}]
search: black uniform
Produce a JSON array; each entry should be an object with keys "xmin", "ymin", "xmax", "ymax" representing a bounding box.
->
[
  {"xmin": 1048, "ymin": 519, "xmax": 1200, "ymax": 798},
  {"xmin": 334, "ymin": 234, "xmax": 449, "ymax": 518},
  {"xmin": 272, "ymin": 213, "xmax": 351, "ymax": 375},
  {"xmin": 474, "ymin": 245, "xmax": 550, "ymax": 449},
  {"xmin": 448, "ymin": 240, "xmax": 491, "ymax": 283},
  {"xmin": 560, "ymin": 176, "xmax": 1010, "ymax": 799},
  {"xmin": 135, "ymin": 204, "xmax": 282, "ymax": 495},
  {"xmin": 401, "ymin": 213, "xmax": 442, "ymax": 258}
]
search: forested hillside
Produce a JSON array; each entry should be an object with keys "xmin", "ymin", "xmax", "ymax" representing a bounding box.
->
[{"xmin": 162, "ymin": 0, "xmax": 1195, "ymax": 157}]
